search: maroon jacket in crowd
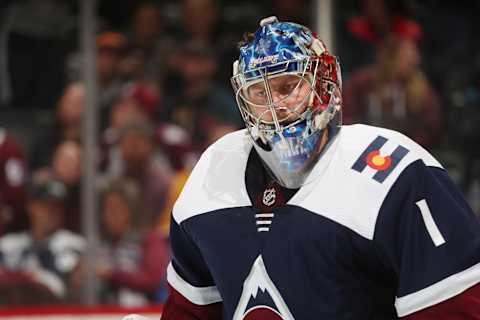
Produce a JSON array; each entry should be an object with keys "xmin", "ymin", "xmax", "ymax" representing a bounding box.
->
[{"xmin": 0, "ymin": 128, "xmax": 26, "ymax": 234}]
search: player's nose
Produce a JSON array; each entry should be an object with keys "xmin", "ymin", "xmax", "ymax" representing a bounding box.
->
[{"xmin": 271, "ymin": 91, "xmax": 288, "ymax": 107}]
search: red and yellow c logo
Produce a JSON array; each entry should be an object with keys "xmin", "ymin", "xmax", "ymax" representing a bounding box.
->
[{"xmin": 366, "ymin": 150, "xmax": 392, "ymax": 171}]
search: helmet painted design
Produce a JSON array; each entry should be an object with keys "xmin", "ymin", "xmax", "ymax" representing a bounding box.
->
[{"xmin": 231, "ymin": 16, "xmax": 342, "ymax": 188}]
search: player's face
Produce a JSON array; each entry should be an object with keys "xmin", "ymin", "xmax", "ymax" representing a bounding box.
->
[
  {"xmin": 102, "ymin": 192, "xmax": 131, "ymax": 237},
  {"xmin": 245, "ymin": 74, "xmax": 311, "ymax": 124}
]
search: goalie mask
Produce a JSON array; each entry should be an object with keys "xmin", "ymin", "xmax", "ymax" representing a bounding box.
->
[{"xmin": 231, "ymin": 16, "xmax": 342, "ymax": 188}]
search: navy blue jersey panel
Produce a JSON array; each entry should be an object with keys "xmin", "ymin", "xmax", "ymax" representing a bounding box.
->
[
  {"xmin": 374, "ymin": 160, "xmax": 480, "ymax": 297},
  {"xmin": 182, "ymin": 205, "xmax": 398, "ymax": 319},
  {"xmin": 170, "ymin": 217, "xmax": 216, "ymax": 287},
  {"xmin": 182, "ymin": 206, "xmax": 263, "ymax": 312},
  {"xmin": 263, "ymin": 205, "xmax": 397, "ymax": 320}
]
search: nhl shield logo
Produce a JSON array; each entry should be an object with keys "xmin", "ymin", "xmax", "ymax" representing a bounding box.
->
[
  {"xmin": 233, "ymin": 255, "xmax": 294, "ymax": 320},
  {"xmin": 263, "ymin": 188, "xmax": 276, "ymax": 206}
]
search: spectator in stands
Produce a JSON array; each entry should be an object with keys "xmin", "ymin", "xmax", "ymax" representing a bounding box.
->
[
  {"xmin": 103, "ymin": 92, "xmax": 151, "ymax": 152},
  {"xmin": 346, "ymin": 0, "xmax": 396, "ymax": 45},
  {"xmin": 343, "ymin": 33, "xmax": 442, "ymax": 149},
  {"xmin": 156, "ymin": 163, "xmax": 193, "ymax": 238},
  {"xmin": 162, "ymin": 42, "xmax": 241, "ymax": 151},
  {"xmin": 101, "ymin": 82, "xmax": 160, "ymax": 177},
  {"xmin": 0, "ymin": 178, "xmax": 85, "ymax": 304},
  {"xmin": 51, "ymin": 140, "xmax": 82, "ymax": 187},
  {"xmin": 0, "ymin": 128, "xmax": 26, "ymax": 235},
  {"xmin": 119, "ymin": 81, "xmax": 161, "ymax": 121},
  {"xmin": 104, "ymin": 121, "xmax": 174, "ymax": 230},
  {"xmin": 165, "ymin": 0, "xmax": 238, "ymax": 84},
  {"xmin": 121, "ymin": 1, "xmax": 171, "ymax": 82},
  {"xmin": 180, "ymin": 0, "xmax": 221, "ymax": 47},
  {"xmin": 340, "ymin": 0, "xmax": 422, "ymax": 76},
  {"xmin": 96, "ymin": 178, "xmax": 169, "ymax": 305},
  {"xmin": 155, "ymin": 122, "xmax": 196, "ymax": 172},
  {"xmin": 154, "ymin": 123, "xmax": 198, "ymax": 236},
  {"xmin": 96, "ymin": 31, "xmax": 129, "ymax": 113},
  {"xmin": 128, "ymin": 2, "xmax": 162, "ymax": 55},
  {"xmin": 34, "ymin": 140, "xmax": 82, "ymax": 232},
  {"xmin": 29, "ymin": 82, "xmax": 84, "ymax": 171},
  {"xmin": 65, "ymin": 31, "xmax": 127, "ymax": 118}
]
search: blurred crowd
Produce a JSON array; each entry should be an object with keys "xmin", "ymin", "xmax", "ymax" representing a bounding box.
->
[{"xmin": 0, "ymin": 0, "xmax": 479, "ymax": 307}]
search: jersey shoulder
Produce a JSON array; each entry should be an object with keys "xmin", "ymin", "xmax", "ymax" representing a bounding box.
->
[
  {"xmin": 336, "ymin": 124, "xmax": 442, "ymax": 186},
  {"xmin": 173, "ymin": 129, "xmax": 252, "ymax": 224},
  {"xmin": 290, "ymin": 124, "xmax": 443, "ymax": 240},
  {"xmin": 343, "ymin": 124, "xmax": 442, "ymax": 169}
]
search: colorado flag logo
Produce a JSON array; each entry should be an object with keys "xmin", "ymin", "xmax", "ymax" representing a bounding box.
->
[{"xmin": 351, "ymin": 135, "xmax": 409, "ymax": 183}]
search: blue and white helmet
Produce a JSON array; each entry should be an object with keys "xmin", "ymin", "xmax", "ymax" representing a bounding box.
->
[{"xmin": 231, "ymin": 16, "xmax": 342, "ymax": 188}]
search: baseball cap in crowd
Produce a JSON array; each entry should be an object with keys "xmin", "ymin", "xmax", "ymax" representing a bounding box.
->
[{"xmin": 120, "ymin": 82, "xmax": 160, "ymax": 118}]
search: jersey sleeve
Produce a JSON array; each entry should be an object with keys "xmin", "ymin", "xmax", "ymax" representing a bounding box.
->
[
  {"xmin": 402, "ymin": 283, "xmax": 480, "ymax": 319},
  {"xmin": 162, "ymin": 217, "xmax": 222, "ymax": 320},
  {"xmin": 373, "ymin": 160, "xmax": 480, "ymax": 318}
]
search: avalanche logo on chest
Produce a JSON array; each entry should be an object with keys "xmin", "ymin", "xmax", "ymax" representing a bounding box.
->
[{"xmin": 233, "ymin": 255, "xmax": 294, "ymax": 320}]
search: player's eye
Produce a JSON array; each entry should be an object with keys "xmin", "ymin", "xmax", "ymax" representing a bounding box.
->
[{"xmin": 254, "ymin": 90, "xmax": 266, "ymax": 97}]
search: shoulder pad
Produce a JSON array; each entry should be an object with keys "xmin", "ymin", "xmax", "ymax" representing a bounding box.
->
[
  {"xmin": 290, "ymin": 124, "xmax": 442, "ymax": 239},
  {"xmin": 173, "ymin": 130, "xmax": 252, "ymax": 224}
]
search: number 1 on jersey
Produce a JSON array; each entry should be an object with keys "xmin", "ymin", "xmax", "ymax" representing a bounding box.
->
[{"xmin": 416, "ymin": 199, "xmax": 446, "ymax": 247}]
